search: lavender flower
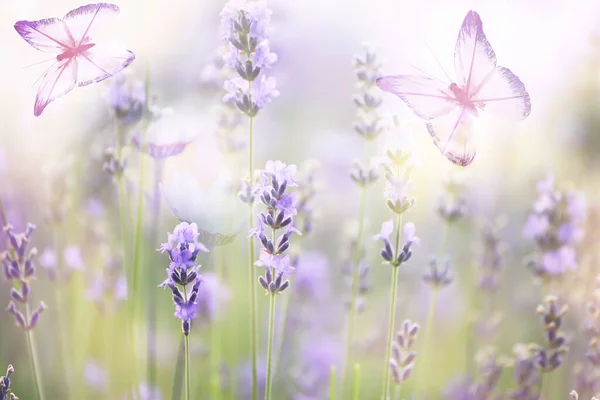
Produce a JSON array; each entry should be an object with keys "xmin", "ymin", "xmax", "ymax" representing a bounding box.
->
[
  {"xmin": 353, "ymin": 46, "xmax": 386, "ymax": 140},
  {"xmin": 105, "ymin": 71, "xmax": 146, "ymax": 125},
  {"xmin": 0, "ymin": 364, "xmax": 18, "ymax": 400},
  {"xmin": 294, "ymin": 160, "xmax": 319, "ymax": 235},
  {"xmin": 571, "ymin": 390, "xmax": 599, "ymax": 400},
  {"xmin": 375, "ymin": 220, "xmax": 419, "ymax": 267},
  {"xmin": 158, "ymin": 222, "xmax": 209, "ymax": 335},
  {"xmin": 86, "ymin": 252, "xmax": 128, "ymax": 313},
  {"xmin": 193, "ymin": 273, "xmax": 231, "ymax": 327},
  {"xmin": 437, "ymin": 174, "xmax": 468, "ymax": 223},
  {"xmin": 2, "ymin": 224, "xmax": 46, "ymax": 331},
  {"xmin": 477, "ymin": 218, "xmax": 506, "ymax": 291},
  {"xmin": 423, "ymin": 257, "xmax": 453, "ymax": 288},
  {"xmin": 293, "ymin": 336, "xmax": 341, "ymax": 399},
  {"xmin": 524, "ymin": 173, "xmax": 586, "ymax": 278},
  {"xmin": 254, "ymin": 160, "xmax": 300, "ymax": 294},
  {"xmin": 508, "ymin": 344, "xmax": 540, "ymax": 400},
  {"xmin": 220, "ymin": 0, "xmax": 279, "ymax": 117},
  {"xmin": 381, "ymin": 149, "xmax": 415, "ymax": 215},
  {"xmin": 389, "ymin": 320, "xmax": 419, "ymax": 385},
  {"xmin": 532, "ymin": 296, "xmax": 569, "ymax": 373},
  {"xmin": 573, "ymin": 278, "xmax": 600, "ymax": 398},
  {"xmin": 468, "ymin": 348, "xmax": 504, "ymax": 400}
]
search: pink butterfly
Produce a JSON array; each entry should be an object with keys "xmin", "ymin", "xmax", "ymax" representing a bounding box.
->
[
  {"xmin": 377, "ymin": 10, "xmax": 531, "ymax": 166},
  {"xmin": 15, "ymin": 3, "xmax": 135, "ymax": 116}
]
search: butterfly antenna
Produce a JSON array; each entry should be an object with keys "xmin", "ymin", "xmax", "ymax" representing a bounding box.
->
[
  {"xmin": 424, "ymin": 40, "xmax": 453, "ymax": 83},
  {"xmin": 31, "ymin": 61, "xmax": 58, "ymax": 88},
  {"xmin": 408, "ymin": 63, "xmax": 448, "ymax": 85},
  {"xmin": 23, "ymin": 57, "xmax": 56, "ymax": 69}
]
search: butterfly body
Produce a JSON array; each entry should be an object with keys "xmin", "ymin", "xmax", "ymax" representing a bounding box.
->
[
  {"xmin": 15, "ymin": 3, "xmax": 135, "ymax": 116},
  {"xmin": 57, "ymin": 42, "xmax": 96, "ymax": 61},
  {"xmin": 377, "ymin": 10, "xmax": 530, "ymax": 166}
]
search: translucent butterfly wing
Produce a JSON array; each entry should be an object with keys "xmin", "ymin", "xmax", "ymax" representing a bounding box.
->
[
  {"xmin": 376, "ymin": 75, "xmax": 458, "ymax": 120},
  {"xmin": 76, "ymin": 44, "xmax": 135, "ymax": 87},
  {"xmin": 63, "ymin": 3, "xmax": 120, "ymax": 47},
  {"xmin": 426, "ymin": 106, "xmax": 476, "ymax": 166},
  {"xmin": 456, "ymin": 11, "xmax": 531, "ymax": 120},
  {"xmin": 471, "ymin": 67, "xmax": 531, "ymax": 120},
  {"xmin": 14, "ymin": 18, "xmax": 74, "ymax": 52},
  {"xmin": 454, "ymin": 11, "xmax": 497, "ymax": 96},
  {"xmin": 34, "ymin": 59, "xmax": 78, "ymax": 116},
  {"xmin": 62, "ymin": 4, "xmax": 134, "ymax": 87}
]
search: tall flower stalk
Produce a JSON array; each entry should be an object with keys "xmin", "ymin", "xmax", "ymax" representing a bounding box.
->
[
  {"xmin": 158, "ymin": 222, "xmax": 209, "ymax": 400},
  {"xmin": 252, "ymin": 160, "xmax": 299, "ymax": 399},
  {"xmin": 344, "ymin": 45, "xmax": 386, "ymax": 394},
  {"xmin": 221, "ymin": 1, "xmax": 279, "ymax": 398},
  {"xmin": 2, "ymin": 223, "xmax": 46, "ymax": 400},
  {"xmin": 375, "ymin": 149, "xmax": 417, "ymax": 400}
]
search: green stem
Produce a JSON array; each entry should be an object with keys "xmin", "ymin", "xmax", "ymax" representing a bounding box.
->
[
  {"xmin": 265, "ymin": 291, "xmax": 276, "ymax": 400},
  {"xmin": 382, "ymin": 214, "xmax": 403, "ymax": 400},
  {"xmin": 185, "ymin": 334, "xmax": 191, "ymax": 400},
  {"xmin": 343, "ymin": 184, "xmax": 367, "ymax": 393},
  {"xmin": 329, "ymin": 367, "xmax": 336, "ymax": 400},
  {"xmin": 148, "ymin": 159, "xmax": 163, "ymax": 390},
  {"xmin": 211, "ymin": 250, "xmax": 223, "ymax": 400},
  {"xmin": 248, "ymin": 110, "xmax": 258, "ymax": 400},
  {"xmin": 352, "ymin": 363, "xmax": 360, "ymax": 400},
  {"xmin": 382, "ymin": 265, "xmax": 400, "ymax": 399},
  {"xmin": 539, "ymin": 372, "xmax": 547, "ymax": 399},
  {"xmin": 393, "ymin": 384, "xmax": 400, "ymax": 400},
  {"xmin": 183, "ymin": 283, "xmax": 191, "ymax": 400},
  {"xmin": 52, "ymin": 225, "xmax": 72, "ymax": 399},
  {"xmin": 418, "ymin": 288, "xmax": 439, "ymax": 396},
  {"xmin": 25, "ymin": 304, "xmax": 45, "ymax": 400}
]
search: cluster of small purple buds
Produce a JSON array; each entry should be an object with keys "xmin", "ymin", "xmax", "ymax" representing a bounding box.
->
[
  {"xmin": 0, "ymin": 364, "xmax": 18, "ymax": 400},
  {"xmin": 353, "ymin": 46, "xmax": 385, "ymax": 140},
  {"xmin": 437, "ymin": 175, "xmax": 468, "ymax": 223},
  {"xmin": 375, "ymin": 221, "xmax": 419, "ymax": 268},
  {"xmin": 523, "ymin": 173, "xmax": 586, "ymax": 278},
  {"xmin": 390, "ymin": 319, "xmax": 419, "ymax": 385},
  {"xmin": 102, "ymin": 147, "xmax": 126, "ymax": 178},
  {"xmin": 469, "ymin": 348, "xmax": 503, "ymax": 399},
  {"xmin": 478, "ymin": 218, "xmax": 505, "ymax": 291},
  {"xmin": 252, "ymin": 161, "xmax": 300, "ymax": 295},
  {"xmin": 583, "ymin": 279, "xmax": 600, "ymax": 377},
  {"xmin": 350, "ymin": 159, "xmax": 379, "ymax": 188},
  {"xmin": 423, "ymin": 256, "xmax": 453, "ymax": 288},
  {"xmin": 221, "ymin": 0, "xmax": 279, "ymax": 117},
  {"xmin": 106, "ymin": 73, "xmax": 146, "ymax": 126},
  {"xmin": 383, "ymin": 149, "xmax": 415, "ymax": 215},
  {"xmin": 2, "ymin": 224, "xmax": 46, "ymax": 331},
  {"xmin": 509, "ymin": 344, "xmax": 541, "ymax": 400},
  {"xmin": 532, "ymin": 296, "xmax": 569, "ymax": 372},
  {"xmin": 571, "ymin": 390, "xmax": 600, "ymax": 400},
  {"xmin": 159, "ymin": 222, "xmax": 209, "ymax": 335}
]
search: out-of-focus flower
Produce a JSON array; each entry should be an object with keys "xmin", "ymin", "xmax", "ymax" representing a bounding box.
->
[
  {"xmin": 389, "ymin": 320, "xmax": 419, "ymax": 386},
  {"xmin": 64, "ymin": 246, "xmax": 85, "ymax": 270},
  {"xmin": 468, "ymin": 348, "xmax": 504, "ymax": 399},
  {"xmin": 160, "ymin": 173, "xmax": 244, "ymax": 249},
  {"xmin": 293, "ymin": 252, "xmax": 330, "ymax": 301},
  {"xmin": 84, "ymin": 360, "xmax": 107, "ymax": 390},
  {"xmin": 532, "ymin": 296, "xmax": 569, "ymax": 372},
  {"xmin": 2, "ymin": 223, "xmax": 46, "ymax": 331},
  {"xmin": 0, "ymin": 364, "xmax": 17, "ymax": 400},
  {"xmin": 523, "ymin": 173, "xmax": 586, "ymax": 279},
  {"xmin": 105, "ymin": 72, "xmax": 146, "ymax": 125},
  {"xmin": 194, "ymin": 273, "xmax": 231, "ymax": 326},
  {"xmin": 353, "ymin": 46, "xmax": 386, "ymax": 140},
  {"xmin": 293, "ymin": 336, "xmax": 341, "ymax": 399},
  {"xmin": 294, "ymin": 160, "xmax": 320, "ymax": 235},
  {"xmin": 423, "ymin": 256, "xmax": 453, "ymax": 288},
  {"xmin": 132, "ymin": 109, "xmax": 199, "ymax": 159},
  {"xmin": 437, "ymin": 173, "xmax": 468, "ymax": 223},
  {"xmin": 220, "ymin": 0, "xmax": 279, "ymax": 117},
  {"xmin": 124, "ymin": 382, "xmax": 162, "ymax": 400},
  {"xmin": 508, "ymin": 344, "xmax": 540, "ymax": 400}
]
